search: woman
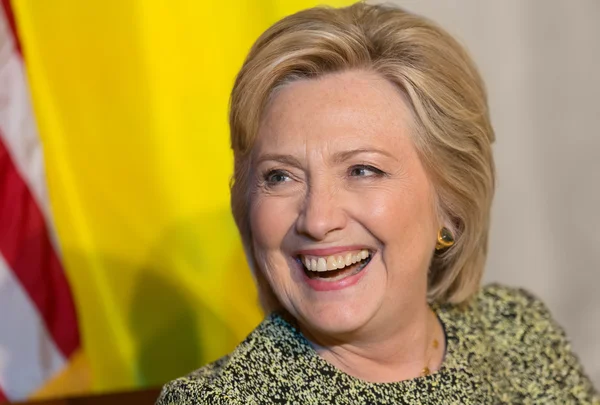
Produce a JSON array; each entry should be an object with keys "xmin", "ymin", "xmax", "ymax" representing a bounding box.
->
[{"xmin": 157, "ymin": 2, "xmax": 599, "ymax": 403}]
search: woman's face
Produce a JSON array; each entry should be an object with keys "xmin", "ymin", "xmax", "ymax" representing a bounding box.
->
[{"xmin": 249, "ymin": 70, "xmax": 439, "ymax": 338}]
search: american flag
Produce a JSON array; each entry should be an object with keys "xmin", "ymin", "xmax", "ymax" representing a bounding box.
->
[{"xmin": 0, "ymin": 0, "xmax": 80, "ymax": 400}]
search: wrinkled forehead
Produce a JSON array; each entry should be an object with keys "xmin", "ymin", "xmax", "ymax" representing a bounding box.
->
[{"xmin": 253, "ymin": 70, "xmax": 415, "ymax": 160}]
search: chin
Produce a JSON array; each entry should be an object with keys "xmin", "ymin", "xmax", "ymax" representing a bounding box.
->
[{"xmin": 294, "ymin": 296, "xmax": 381, "ymax": 338}]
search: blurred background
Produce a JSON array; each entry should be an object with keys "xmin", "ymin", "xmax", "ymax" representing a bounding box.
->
[{"xmin": 0, "ymin": 0, "xmax": 597, "ymax": 402}]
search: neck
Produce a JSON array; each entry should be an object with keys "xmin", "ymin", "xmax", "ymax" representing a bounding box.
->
[{"xmin": 299, "ymin": 304, "xmax": 444, "ymax": 383}]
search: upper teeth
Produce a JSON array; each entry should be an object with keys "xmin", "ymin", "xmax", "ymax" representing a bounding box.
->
[{"xmin": 301, "ymin": 249, "xmax": 370, "ymax": 272}]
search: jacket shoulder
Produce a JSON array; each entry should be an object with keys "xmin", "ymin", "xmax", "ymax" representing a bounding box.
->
[
  {"xmin": 476, "ymin": 283, "xmax": 550, "ymax": 318},
  {"xmin": 471, "ymin": 284, "xmax": 566, "ymax": 351},
  {"xmin": 155, "ymin": 356, "xmax": 244, "ymax": 405},
  {"xmin": 156, "ymin": 315, "xmax": 300, "ymax": 404},
  {"xmin": 469, "ymin": 284, "xmax": 599, "ymax": 403}
]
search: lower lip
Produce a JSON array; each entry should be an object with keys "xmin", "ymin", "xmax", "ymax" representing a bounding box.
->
[{"xmin": 300, "ymin": 257, "xmax": 372, "ymax": 292}]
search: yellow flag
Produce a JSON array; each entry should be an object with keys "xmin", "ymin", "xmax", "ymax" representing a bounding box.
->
[{"xmin": 12, "ymin": 0, "xmax": 352, "ymax": 394}]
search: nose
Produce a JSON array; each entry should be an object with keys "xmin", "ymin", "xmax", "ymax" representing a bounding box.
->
[{"xmin": 295, "ymin": 182, "xmax": 347, "ymax": 241}]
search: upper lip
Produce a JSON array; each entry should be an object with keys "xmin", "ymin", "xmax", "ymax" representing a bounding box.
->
[{"xmin": 294, "ymin": 245, "xmax": 373, "ymax": 257}]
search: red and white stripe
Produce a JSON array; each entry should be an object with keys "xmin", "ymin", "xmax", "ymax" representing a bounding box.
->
[{"xmin": 0, "ymin": 1, "xmax": 80, "ymax": 401}]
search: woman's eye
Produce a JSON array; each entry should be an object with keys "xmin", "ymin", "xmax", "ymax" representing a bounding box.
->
[
  {"xmin": 264, "ymin": 170, "xmax": 291, "ymax": 185},
  {"xmin": 349, "ymin": 165, "xmax": 384, "ymax": 178}
]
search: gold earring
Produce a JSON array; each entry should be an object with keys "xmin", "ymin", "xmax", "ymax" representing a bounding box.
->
[{"xmin": 435, "ymin": 227, "xmax": 454, "ymax": 251}]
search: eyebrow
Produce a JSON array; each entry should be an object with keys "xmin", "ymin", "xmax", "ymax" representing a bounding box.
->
[
  {"xmin": 254, "ymin": 153, "xmax": 303, "ymax": 169},
  {"xmin": 255, "ymin": 148, "xmax": 397, "ymax": 167},
  {"xmin": 332, "ymin": 148, "xmax": 397, "ymax": 164}
]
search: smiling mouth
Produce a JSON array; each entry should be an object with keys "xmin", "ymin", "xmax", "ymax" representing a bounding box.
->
[{"xmin": 297, "ymin": 250, "xmax": 373, "ymax": 281}]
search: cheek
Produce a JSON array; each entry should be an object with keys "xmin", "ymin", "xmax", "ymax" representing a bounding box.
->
[
  {"xmin": 360, "ymin": 187, "xmax": 434, "ymax": 231},
  {"xmin": 249, "ymin": 195, "xmax": 300, "ymax": 298},
  {"xmin": 356, "ymin": 182, "xmax": 437, "ymax": 260},
  {"xmin": 249, "ymin": 195, "xmax": 297, "ymax": 252}
]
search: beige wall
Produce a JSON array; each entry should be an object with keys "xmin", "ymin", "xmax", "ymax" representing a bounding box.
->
[{"xmin": 373, "ymin": 0, "xmax": 600, "ymax": 386}]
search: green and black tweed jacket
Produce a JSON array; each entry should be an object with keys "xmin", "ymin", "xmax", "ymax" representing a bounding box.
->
[{"xmin": 156, "ymin": 285, "xmax": 599, "ymax": 404}]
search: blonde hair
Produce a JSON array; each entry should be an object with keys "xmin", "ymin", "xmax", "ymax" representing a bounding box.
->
[{"xmin": 230, "ymin": 2, "xmax": 495, "ymax": 309}]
